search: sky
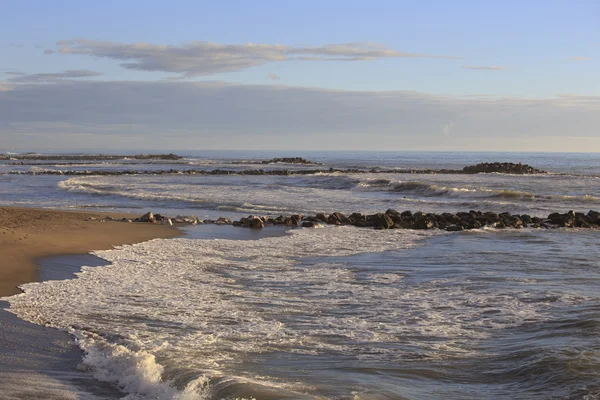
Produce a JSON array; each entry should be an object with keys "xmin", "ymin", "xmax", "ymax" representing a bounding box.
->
[{"xmin": 0, "ymin": 0, "xmax": 599, "ymax": 152}]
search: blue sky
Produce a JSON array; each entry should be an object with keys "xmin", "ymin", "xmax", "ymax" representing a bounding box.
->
[{"xmin": 0, "ymin": 0, "xmax": 599, "ymax": 151}]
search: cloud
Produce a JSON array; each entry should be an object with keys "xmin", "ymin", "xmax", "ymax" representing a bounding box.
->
[
  {"xmin": 463, "ymin": 65, "xmax": 509, "ymax": 70},
  {"xmin": 4, "ymin": 71, "xmax": 25, "ymax": 76},
  {"xmin": 43, "ymin": 49, "xmax": 55, "ymax": 55},
  {"xmin": 53, "ymin": 38, "xmax": 459, "ymax": 77},
  {"xmin": 7, "ymin": 69, "xmax": 102, "ymax": 83},
  {"xmin": 267, "ymin": 73, "xmax": 281, "ymax": 81},
  {"xmin": 0, "ymin": 80, "xmax": 598, "ymax": 151},
  {"xmin": 569, "ymin": 56, "xmax": 591, "ymax": 61}
]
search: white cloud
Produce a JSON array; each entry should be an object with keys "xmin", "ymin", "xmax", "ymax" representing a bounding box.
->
[
  {"xmin": 0, "ymin": 80, "xmax": 598, "ymax": 151},
  {"xmin": 569, "ymin": 56, "xmax": 591, "ymax": 61},
  {"xmin": 463, "ymin": 65, "xmax": 509, "ymax": 70},
  {"xmin": 52, "ymin": 38, "xmax": 459, "ymax": 76},
  {"xmin": 267, "ymin": 73, "xmax": 281, "ymax": 81}
]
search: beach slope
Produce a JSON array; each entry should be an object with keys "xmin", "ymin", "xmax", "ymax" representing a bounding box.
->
[{"xmin": 0, "ymin": 207, "xmax": 180, "ymax": 297}]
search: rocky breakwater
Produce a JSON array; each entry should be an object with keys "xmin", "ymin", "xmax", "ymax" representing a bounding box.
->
[
  {"xmin": 232, "ymin": 157, "xmax": 320, "ymax": 165},
  {"xmin": 125, "ymin": 209, "xmax": 600, "ymax": 232},
  {"xmin": 3, "ymin": 162, "xmax": 547, "ymax": 177},
  {"xmin": 462, "ymin": 162, "xmax": 545, "ymax": 174},
  {"xmin": 307, "ymin": 209, "xmax": 600, "ymax": 231}
]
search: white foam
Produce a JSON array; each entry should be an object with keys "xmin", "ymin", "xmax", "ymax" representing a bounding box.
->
[{"xmin": 2, "ymin": 226, "xmax": 590, "ymax": 398}]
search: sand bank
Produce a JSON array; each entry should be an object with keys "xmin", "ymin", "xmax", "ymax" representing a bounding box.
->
[{"xmin": 0, "ymin": 207, "xmax": 181, "ymax": 297}]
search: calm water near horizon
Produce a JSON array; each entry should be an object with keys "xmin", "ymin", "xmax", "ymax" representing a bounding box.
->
[{"xmin": 1, "ymin": 151, "xmax": 600, "ymax": 399}]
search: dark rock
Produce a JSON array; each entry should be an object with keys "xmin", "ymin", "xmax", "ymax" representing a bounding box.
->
[
  {"xmin": 139, "ymin": 212, "xmax": 155, "ymax": 223},
  {"xmin": 327, "ymin": 212, "xmax": 349, "ymax": 225},
  {"xmin": 251, "ymin": 217, "xmax": 265, "ymax": 229},
  {"xmin": 302, "ymin": 221, "xmax": 317, "ymax": 228},
  {"xmin": 414, "ymin": 216, "xmax": 434, "ymax": 230},
  {"xmin": 371, "ymin": 213, "xmax": 394, "ymax": 229},
  {"xmin": 588, "ymin": 210, "xmax": 600, "ymax": 223},
  {"xmin": 462, "ymin": 162, "xmax": 545, "ymax": 174},
  {"xmin": 291, "ymin": 214, "xmax": 303, "ymax": 225},
  {"xmin": 315, "ymin": 213, "xmax": 328, "ymax": 222},
  {"xmin": 446, "ymin": 225, "xmax": 464, "ymax": 232}
]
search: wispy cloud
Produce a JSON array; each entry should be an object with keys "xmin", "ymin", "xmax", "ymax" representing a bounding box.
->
[
  {"xmin": 569, "ymin": 56, "xmax": 591, "ymax": 61},
  {"xmin": 463, "ymin": 65, "xmax": 509, "ymax": 70},
  {"xmin": 7, "ymin": 69, "xmax": 102, "ymax": 83},
  {"xmin": 51, "ymin": 38, "xmax": 459, "ymax": 77},
  {"xmin": 267, "ymin": 73, "xmax": 281, "ymax": 81}
]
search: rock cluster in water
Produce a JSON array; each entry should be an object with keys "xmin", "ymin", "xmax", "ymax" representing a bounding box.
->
[
  {"xmin": 232, "ymin": 157, "xmax": 319, "ymax": 165},
  {"xmin": 123, "ymin": 209, "xmax": 600, "ymax": 231},
  {"xmin": 462, "ymin": 162, "xmax": 544, "ymax": 174},
  {"xmin": 3, "ymin": 162, "xmax": 546, "ymax": 176}
]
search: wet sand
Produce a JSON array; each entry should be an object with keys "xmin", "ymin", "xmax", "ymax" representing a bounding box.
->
[
  {"xmin": 0, "ymin": 207, "xmax": 181, "ymax": 297},
  {"xmin": 0, "ymin": 207, "xmax": 182, "ymax": 399}
]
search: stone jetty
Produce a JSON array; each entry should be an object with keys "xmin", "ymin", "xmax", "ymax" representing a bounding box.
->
[
  {"xmin": 2, "ymin": 162, "xmax": 546, "ymax": 177},
  {"xmin": 124, "ymin": 209, "xmax": 600, "ymax": 232}
]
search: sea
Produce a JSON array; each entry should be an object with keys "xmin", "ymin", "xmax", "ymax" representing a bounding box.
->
[{"xmin": 0, "ymin": 150, "xmax": 599, "ymax": 400}]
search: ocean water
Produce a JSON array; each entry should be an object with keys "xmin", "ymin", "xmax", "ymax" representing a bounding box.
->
[{"xmin": 1, "ymin": 151, "xmax": 600, "ymax": 399}]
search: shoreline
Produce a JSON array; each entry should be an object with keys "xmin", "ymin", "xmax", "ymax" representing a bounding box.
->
[{"xmin": 0, "ymin": 206, "xmax": 182, "ymax": 297}]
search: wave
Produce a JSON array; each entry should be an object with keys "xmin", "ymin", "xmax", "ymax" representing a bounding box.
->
[
  {"xmin": 5, "ymin": 226, "xmax": 600, "ymax": 398},
  {"xmin": 356, "ymin": 178, "xmax": 600, "ymax": 204},
  {"xmin": 2, "ymin": 228, "xmax": 441, "ymax": 399}
]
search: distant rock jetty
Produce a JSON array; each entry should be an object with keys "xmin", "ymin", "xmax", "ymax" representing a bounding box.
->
[
  {"xmin": 462, "ymin": 162, "xmax": 544, "ymax": 174},
  {"xmin": 0, "ymin": 153, "xmax": 183, "ymax": 161},
  {"xmin": 119, "ymin": 209, "xmax": 600, "ymax": 231},
  {"xmin": 233, "ymin": 157, "xmax": 320, "ymax": 165},
  {"xmin": 3, "ymin": 162, "xmax": 546, "ymax": 176}
]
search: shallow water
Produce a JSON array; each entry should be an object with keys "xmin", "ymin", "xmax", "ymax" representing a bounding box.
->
[{"xmin": 1, "ymin": 151, "xmax": 600, "ymax": 399}]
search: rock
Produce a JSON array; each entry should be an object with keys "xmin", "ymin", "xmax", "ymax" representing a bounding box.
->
[
  {"xmin": 400, "ymin": 210, "xmax": 413, "ymax": 218},
  {"xmin": 327, "ymin": 212, "xmax": 349, "ymax": 225},
  {"xmin": 462, "ymin": 162, "xmax": 545, "ymax": 174},
  {"xmin": 349, "ymin": 212, "xmax": 370, "ymax": 227},
  {"xmin": 251, "ymin": 216, "xmax": 265, "ymax": 229},
  {"xmin": 302, "ymin": 221, "xmax": 317, "ymax": 228},
  {"xmin": 588, "ymin": 210, "xmax": 600, "ymax": 223},
  {"xmin": 216, "ymin": 217, "xmax": 233, "ymax": 225},
  {"xmin": 548, "ymin": 212, "xmax": 575, "ymax": 228},
  {"xmin": 371, "ymin": 213, "xmax": 393, "ymax": 229},
  {"xmin": 446, "ymin": 225, "xmax": 464, "ymax": 232},
  {"xmin": 139, "ymin": 212, "xmax": 155, "ymax": 223},
  {"xmin": 414, "ymin": 216, "xmax": 434, "ymax": 230}
]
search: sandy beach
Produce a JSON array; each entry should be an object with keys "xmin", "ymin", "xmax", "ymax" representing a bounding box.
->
[{"xmin": 0, "ymin": 207, "xmax": 181, "ymax": 297}]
